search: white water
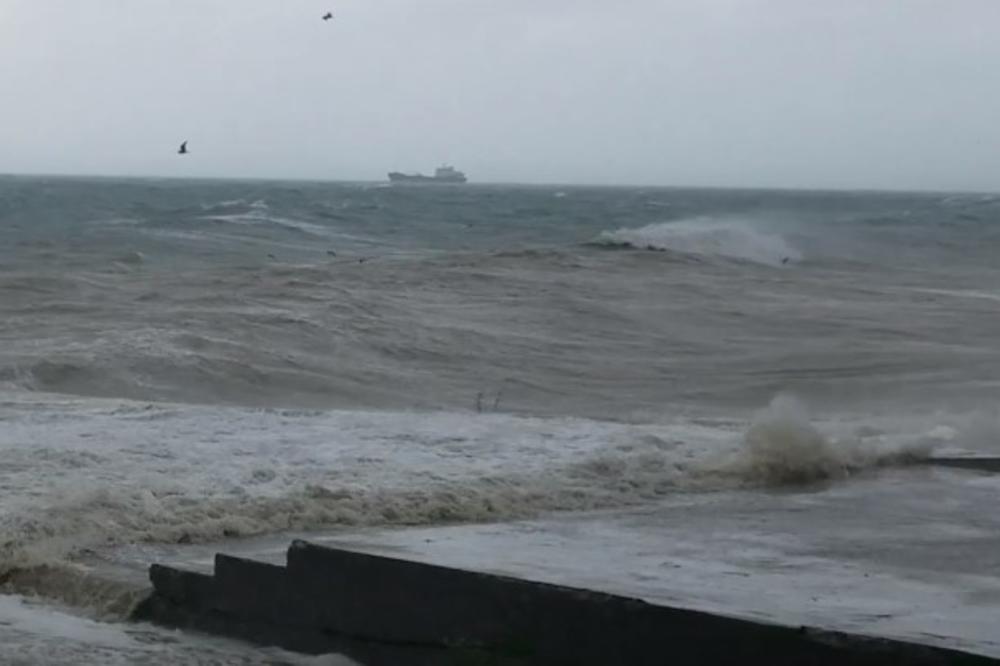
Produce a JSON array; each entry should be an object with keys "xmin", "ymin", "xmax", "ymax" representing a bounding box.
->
[
  {"xmin": 597, "ymin": 218, "xmax": 802, "ymax": 266},
  {"xmin": 0, "ymin": 391, "xmax": 958, "ymax": 595},
  {"xmin": 0, "ymin": 595, "xmax": 352, "ymax": 665},
  {"xmin": 735, "ymin": 395, "xmax": 934, "ymax": 483},
  {"xmin": 5, "ymin": 177, "xmax": 1000, "ymax": 662}
]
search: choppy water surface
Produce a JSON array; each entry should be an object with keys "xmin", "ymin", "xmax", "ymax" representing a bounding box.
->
[{"xmin": 2, "ymin": 175, "xmax": 999, "ymax": 658}]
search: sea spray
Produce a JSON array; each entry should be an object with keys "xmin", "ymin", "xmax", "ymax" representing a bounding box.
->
[
  {"xmin": 594, "ymin": 217, "xmax": 802, "ymax": 266},
  {"xmin": 737, "ymin": 395, "xmax": 934, "ymax": 485},
  {"xmin": 742, "ymin": 395, "xmax": 849, "ymax": 483}
]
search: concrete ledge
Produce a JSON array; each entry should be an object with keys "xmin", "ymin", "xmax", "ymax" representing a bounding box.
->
[
  {"xmin": 213, "ymin": 555, "xmax": 290, "ymax": 619},
  {"xmin": 925, "ymin": 457, "xmax": 1000, "ymax": 473},
  {"xmin": 148, "ymin": 564, "xmax": 215, "ymax": 610},
  {"xmin": 133, "ymin": 541, "xmax": 998, "ymax": 665}
]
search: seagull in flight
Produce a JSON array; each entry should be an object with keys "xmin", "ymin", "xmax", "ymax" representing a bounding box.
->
[
  {"xmin": 322, "ymin": 12, "xmax": 333, "ymax": 21},
  {"xmin": 178, "ymin": 141, "xmax": 189, "ymax": 155}
]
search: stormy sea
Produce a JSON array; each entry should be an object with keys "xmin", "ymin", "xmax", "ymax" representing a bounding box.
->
[{"xmin": 1, "ymin": 175, "xmax": 999, "ymax": 662}]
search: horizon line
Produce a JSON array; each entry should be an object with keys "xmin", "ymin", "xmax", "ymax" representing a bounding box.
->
[{"xmin": 0, "ymin": 170, "xmax": 995, "ymax": 197}]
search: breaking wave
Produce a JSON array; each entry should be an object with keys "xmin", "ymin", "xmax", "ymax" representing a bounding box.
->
[
  {"xmin": 0, "ymin": 395, "xmax": 946, "ymax": 617},
  {"xmin": 594, "ymin": 218, "xmax": 802, "ymax": 266},
  {"xmin": 727, "ymin": 395, "xmax": 934, "ymax": 484},
  {"xmin": 197, "ymin": 198, "xmax": 333, "ymax": 238}
]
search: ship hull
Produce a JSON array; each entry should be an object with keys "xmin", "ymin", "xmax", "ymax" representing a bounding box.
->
[{"xmin": 387, "ymin": 172, "xmax": 467, "ymax": 184}]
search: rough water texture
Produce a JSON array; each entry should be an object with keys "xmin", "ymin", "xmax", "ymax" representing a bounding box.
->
[{"xmin": 1, "ymin": 176, "xmax": 999, "ymax": 654}]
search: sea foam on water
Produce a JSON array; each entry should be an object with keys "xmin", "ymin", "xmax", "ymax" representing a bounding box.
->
[
  {"xmin": 596, "ymin": 217, "xmax": 803, "ymax": 266},
  {"xmin": 737, "ymin": 395, "xmax": 934, "ymax": 485}
]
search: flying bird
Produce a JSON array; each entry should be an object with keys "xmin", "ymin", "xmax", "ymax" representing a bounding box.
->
[
  {"xmin": 178, "ymin": 141, "xmax": 188, "ymax": 155},
  {"xmin": 322, "ymin": 12, "xmax": 333, "ymax": 21}
]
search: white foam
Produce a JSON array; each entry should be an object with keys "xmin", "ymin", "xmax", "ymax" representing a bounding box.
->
[
  {"xmin": 200, "ymin": 211, "xmax": 332, "ymax": 238},
  {"xmin": 0, "ymin": 594, "xmax": 351, "ymax": 664},
  {"xmin": 0, "ymin": 395, "xmax": 720, "ymax": 572},
  {"xmin": 597, "ymin": 218, "xmax": 802, "ymax": 266},
  {"xmin": 201, "ymin": 199, "xmax": 249, "ymax": 210},
  {"xmin": 721, "ymin": 395, "xmax": 934, "ymax": 484},
  {"xmin": 0, "ymin": 392, "xmax": 948, "ymax": 588},
  {"xmin": 905, "ymin": 287, "xmax": 1000, "ymax": 304}
]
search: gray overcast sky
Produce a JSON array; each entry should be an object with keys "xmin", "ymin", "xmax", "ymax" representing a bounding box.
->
[{"xmin": 1, "ymin": 0, "xmax": 999, "ymax": 190}]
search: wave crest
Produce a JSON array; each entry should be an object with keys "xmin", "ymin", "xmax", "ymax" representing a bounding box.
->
[
  {"xmin": 594, "ymin": 218, "xmax": 802, "ymax": 266},
  {"xmin": 731, "ymin": 395, "xmax": 932, "ymax": 484},
  {"xmin": 0, "ymin": 396, "xmax": 952, "ymax": 619}
]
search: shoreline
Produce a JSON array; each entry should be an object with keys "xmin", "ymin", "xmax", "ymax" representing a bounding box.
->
[{"xmin": 112, "ymin": 463, "xmax": 1000, "ymax": 662}]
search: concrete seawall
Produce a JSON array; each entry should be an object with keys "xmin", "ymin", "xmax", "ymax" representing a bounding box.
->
[
  {"xmin": 924, "ymin": 457, "xmax": 1000, "ymax": 473},
  {"xmin": 133, "ymin": 540, "xmax": 997, "ymax": 665}
]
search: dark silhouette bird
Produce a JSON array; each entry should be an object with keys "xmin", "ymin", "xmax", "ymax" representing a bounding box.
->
[
  {"xmin": 322, "ymin": 12, "xmax": 333, "ymax": 20},
  {"xmin": 178, "ymin": 141, "xmax": 188, "ymax": 155}
]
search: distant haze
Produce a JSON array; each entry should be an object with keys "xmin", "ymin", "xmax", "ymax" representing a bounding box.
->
[{"xmin": 2, "ymin": 0, "xmax": 999, "ymax": 191}]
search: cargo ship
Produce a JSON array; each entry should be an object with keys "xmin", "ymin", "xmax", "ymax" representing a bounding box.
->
[{"xmin": 388, "ymin": 165, "xmax": 467, "ymax": 184}]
